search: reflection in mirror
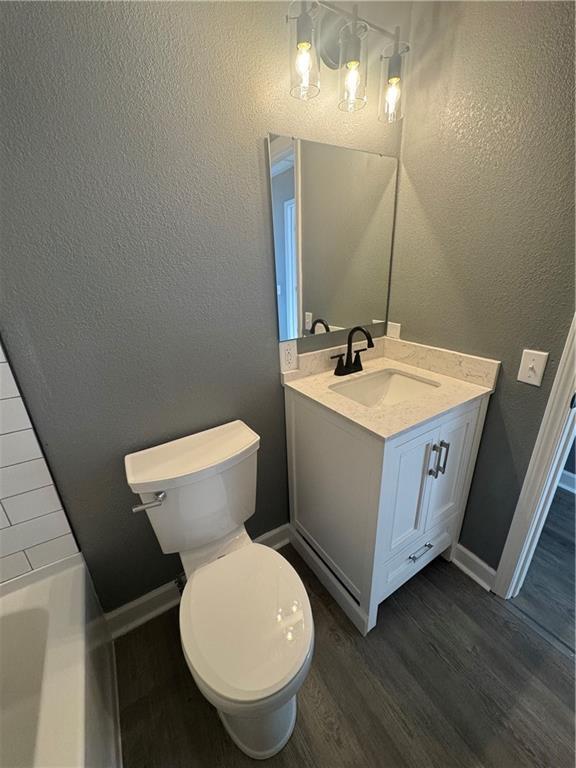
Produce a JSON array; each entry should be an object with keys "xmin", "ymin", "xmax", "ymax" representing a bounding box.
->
[
  {"xmin": 267, "ymin": 135, "xmax": 398, "ymax": 343},
  {"xmin": 269, "ymin": 136, "xmax": 298, "ymax": 341}
]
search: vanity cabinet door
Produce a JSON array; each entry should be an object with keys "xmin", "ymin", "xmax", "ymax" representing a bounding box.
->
[
  {"xmin": 380, "ymin": 427, "xmax": 439, "ymax": 557},
  {"xmin": 424, "ymin": 409, "xmax": 477, "ymax": 530},
  {"xmin": 288, "ymin": 393, "xmax": 384, "ymax": 601}
]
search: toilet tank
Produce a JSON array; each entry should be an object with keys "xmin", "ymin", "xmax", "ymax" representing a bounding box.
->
[{"xmin": 125, "ymin": 421, "xmax": 260, "ymax": 554}]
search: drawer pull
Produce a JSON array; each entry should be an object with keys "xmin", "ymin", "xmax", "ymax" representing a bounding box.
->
[
  {"xmin": 428, "ymin": 444, "xmax": 441, "ymax": 478},
  {"xmin": 438, "ymin": 440, "xmax": 451, "ymax": 474},
  {"xmin": 409, "ymin": 542, "xmax": 433, "ymax": 562}
]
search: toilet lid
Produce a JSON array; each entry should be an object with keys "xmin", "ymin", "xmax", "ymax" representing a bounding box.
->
[{"xmin": 179, "ymin": 544, "xmax": 313, "ymax": 703}]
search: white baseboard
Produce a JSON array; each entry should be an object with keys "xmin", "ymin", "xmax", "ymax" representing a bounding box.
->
[
  {"xmin": 254, "ymin": 522, "xmax": 291, "ymax": 550},
  {"xmin": 106, "ymin": 580, "xmax": 181, "ymax": 640},
  {"xmin": 106, "ymin": 523, "xmax": 291, "ymax": 639},
  {"xmin": 558, "ymin": 470, "xmax": 575, "ymax": 494},
  {"xmin": 451, "ymin": 543, "xmax": 496, "ymax": 592}
]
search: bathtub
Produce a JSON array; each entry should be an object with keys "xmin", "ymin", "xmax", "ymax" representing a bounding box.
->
[{"xmin": 0, "ymin": 554, "xmax": 122, "ymax": 767}]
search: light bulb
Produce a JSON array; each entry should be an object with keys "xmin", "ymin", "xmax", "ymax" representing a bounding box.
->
[
  {"xmin": 288, "ymin": 2, "xmax": 319, "ymax": 101},
  {"xmin": 295, "ymin": 42, "xmax": 311, "ymax": 91},
  {"xmin": 384, "ymin": 79, "xmax": 402, "ymax": 122},
  {"xmin": 338, "ymin": 20, "xmax": 368, "ymax": 112},
  {"xmin": 379, "ymin": 41, "xmax": 409, "ymax": 124},
  {"xmin": 344, "ymin": 61, "xmax": 360, "ymax": 110}
]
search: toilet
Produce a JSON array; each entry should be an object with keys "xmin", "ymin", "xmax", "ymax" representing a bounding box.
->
[{"xmin": 124, "ymin": 420, "xmax": 314, "ymax": 760}]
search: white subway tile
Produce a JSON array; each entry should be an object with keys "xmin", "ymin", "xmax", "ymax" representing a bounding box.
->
[
  {"xmin": 0, "ymin": 363, "xmax": 19, "ymax": 399},
  {"xmin": 0, "ymin": 510, "xmax": 70, "ymax": 557},
  {"xmin": 0, "ymin": 430, "xmax": 42, "ymax": 468},
  {"xmin": 0, "ymin": 551, "xmax": 31, "ymax": 583},
  {"xmin": 0, "ymin": 459, "xmax": 52, "ymax": 499},
  {"xmin": 0, "ymin": 503, "xmax": 9, "ymax": 529},
  {"xmin": 3, "ymin": 485, "xmax": 62, "ymax": 525},
  {"xmin": 26, "ymin": 533, "xmax": 78, "ymax": 569},
  {"xmin": 0, "ymin": 397, "xmax": 31, "ymax": 435}
]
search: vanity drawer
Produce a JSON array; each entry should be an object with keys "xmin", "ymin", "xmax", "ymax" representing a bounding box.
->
[{"xmin": 376, "ymin": 517, "xmax": 457, "ymax": 603}]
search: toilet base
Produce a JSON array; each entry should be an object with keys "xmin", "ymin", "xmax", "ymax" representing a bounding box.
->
[{"xmin": 218, "ymin": 696, "xmax": 297, "ymax": 760}]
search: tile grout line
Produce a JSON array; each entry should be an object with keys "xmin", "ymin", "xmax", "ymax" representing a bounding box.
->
[
  {"xmin": 0, "ymin": 455, "xmax": 44, "ymax": 471},
  {"xmin": 3, "ymin": 507, "xmax": 64, "ymax": 527},
  {"xmin": 25, "ymin": 532, "xmax": 73, "ymax": 550},
  {"xmin": 0, "ymin": 426, "xmax": 34, "ymax": 438},
  {"xmin": 0, "ymin": 482, "xmax": 54, "ymax": 503},
  {"xmin": 1, "ymin": 528, "xmax": 73, "ymax": 560}
]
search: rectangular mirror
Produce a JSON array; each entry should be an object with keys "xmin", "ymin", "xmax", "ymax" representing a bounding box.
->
[{"xmin": 267, "ymin": 135, "xmax": 398, "ymax": 342}]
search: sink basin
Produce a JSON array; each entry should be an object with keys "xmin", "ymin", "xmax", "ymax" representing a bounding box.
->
[{"xmin": 329, "ymin": 369, "xmax": 440, "ymax": 407}]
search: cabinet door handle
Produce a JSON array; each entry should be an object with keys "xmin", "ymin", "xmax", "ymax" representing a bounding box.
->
[
  {"xmin": 438, "ymin": 440, "xmax": 451, "ymax": 475},
  {"xmin": 428, "ymin": 444, "xmax": 441, "ymax": 478},
  {"xmin": 409, "ymin": 542, "xmax": 434, "ymax": 562}
]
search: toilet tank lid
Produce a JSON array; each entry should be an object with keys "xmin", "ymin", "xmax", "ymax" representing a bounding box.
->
[{"xmin": 124, "ymin": 420, "xmax": 260, "ymax": 493}]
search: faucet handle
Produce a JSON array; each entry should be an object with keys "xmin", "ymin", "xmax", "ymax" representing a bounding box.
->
[
  {"xmin": 330, "ymin": 353, "xmax": 346, "ymax": 376},
  {"xmin": 352, "ymin": 349, "xmax": 367, "ymax": 372}
]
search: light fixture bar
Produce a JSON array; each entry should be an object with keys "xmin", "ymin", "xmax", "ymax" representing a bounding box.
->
[{"xmin": 316, "ymin": 1, "xmax": 396, "ymax": 41}]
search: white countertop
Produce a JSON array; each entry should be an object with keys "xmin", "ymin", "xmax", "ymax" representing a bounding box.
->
[{"xmin": 285, "ymin": 355, "xmax": 493, "ymax": 441}]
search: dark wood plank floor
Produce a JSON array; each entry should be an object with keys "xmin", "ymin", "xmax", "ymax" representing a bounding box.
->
[
  {"xmin": 116, "ymin": 546, "xmax": 575, "ymax": 768},
  {"xmin": 510, "ymin": 487, "xmax": 575, "ymax": 651}
]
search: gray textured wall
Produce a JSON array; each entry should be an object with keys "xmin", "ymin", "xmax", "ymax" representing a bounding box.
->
[
  {"xmin": 3, "ymin": 0, "xmax": 570, "ymax": 604},
  {"xmin": 0, "ymin": 1, "xmax": 410, "ymax": 610},
  {"xmin": 301, "ymin": 141, "xmax": 397, "ymax": 330},
  {"xmin": 391, "ymin": 2, "xmax": 575, "ymax": 567}
]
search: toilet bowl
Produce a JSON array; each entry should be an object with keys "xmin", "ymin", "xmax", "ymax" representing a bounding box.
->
[
  {"xmin": 180, "ymin": 542, "xmax": 313, "ymax": 758},
  {"xmin": 125, "ymin": 420, "xmax": 314, "ymax": 759}
]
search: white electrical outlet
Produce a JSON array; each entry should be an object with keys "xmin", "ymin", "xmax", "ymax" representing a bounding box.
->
[
  {"xmin": 304, "ymin": 312, "xmax": 312, "ymax": 331},
  {"xmin": 279, "ymin": 340, "xmax": 298, "ymax": 373},
  {"xmin": 517, "ymin": 349, "xmax": 549, "ymax": 386},
  {"xmin": 387, "ymin": 321, "xmax": 401, "ymax": 339}
]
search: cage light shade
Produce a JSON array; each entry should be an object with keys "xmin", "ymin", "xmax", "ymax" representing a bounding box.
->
[
  {"xmin": 378, "ymin": 41, "xmax": 409, "ymax": 124},
  {"xmin": 288, "ymin": 2, "xmax": 320, "ymax": 100},
  {"xmin": 338, "ymin": 21, "xmax": 368, "ymax": 112}
]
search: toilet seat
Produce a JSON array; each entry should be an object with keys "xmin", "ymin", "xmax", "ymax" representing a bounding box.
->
[{"xmin": 179, "ymin": 544, "xmax": 313, "ymax": 705}]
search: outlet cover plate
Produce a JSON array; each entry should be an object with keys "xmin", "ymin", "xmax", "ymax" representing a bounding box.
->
[
  {"xmin": 279, "ymin": 341, "xmax": 298, "ymax": 373},
  {"xmin": 517, "ymin": 349, "xmax": 549, "ymax": 386},
  {"xmin": 387, "ymin": 321, "xmax": 401, "ymax": 339}
]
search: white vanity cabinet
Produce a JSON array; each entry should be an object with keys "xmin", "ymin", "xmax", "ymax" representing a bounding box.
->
[{"xmin": 285, "ymin": 389, "xmax": 490, "ymax": 635}]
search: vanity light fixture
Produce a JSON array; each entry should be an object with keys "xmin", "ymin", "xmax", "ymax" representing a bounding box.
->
[
  {"xmin": 288, "ymin": 1, "xmax": 320, "ymax": 100},
  {"xmin": 285, "ymin": 2, "xmax": 410, "ymax": 123},
  {"xmin": 379, "ymin": 31, "xmax": 410, "ymax": 124},
  {"xmin": 338, "ymin": 10, "xmax": 368, "ymax": 112}
]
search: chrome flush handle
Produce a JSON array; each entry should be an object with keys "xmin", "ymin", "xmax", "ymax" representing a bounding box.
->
[{"xmin": 132, "ymin": 490, "xmax": 166, "ymax": 513}]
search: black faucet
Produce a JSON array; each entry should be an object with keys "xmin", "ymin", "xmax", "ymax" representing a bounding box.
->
[
  {"xmin": 331, "ymin": 326, "xmax": 375, "ymax": 376},
  {"xmin": 310, "ymin": 318, "xmax": 330, "ymax": 334}
]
